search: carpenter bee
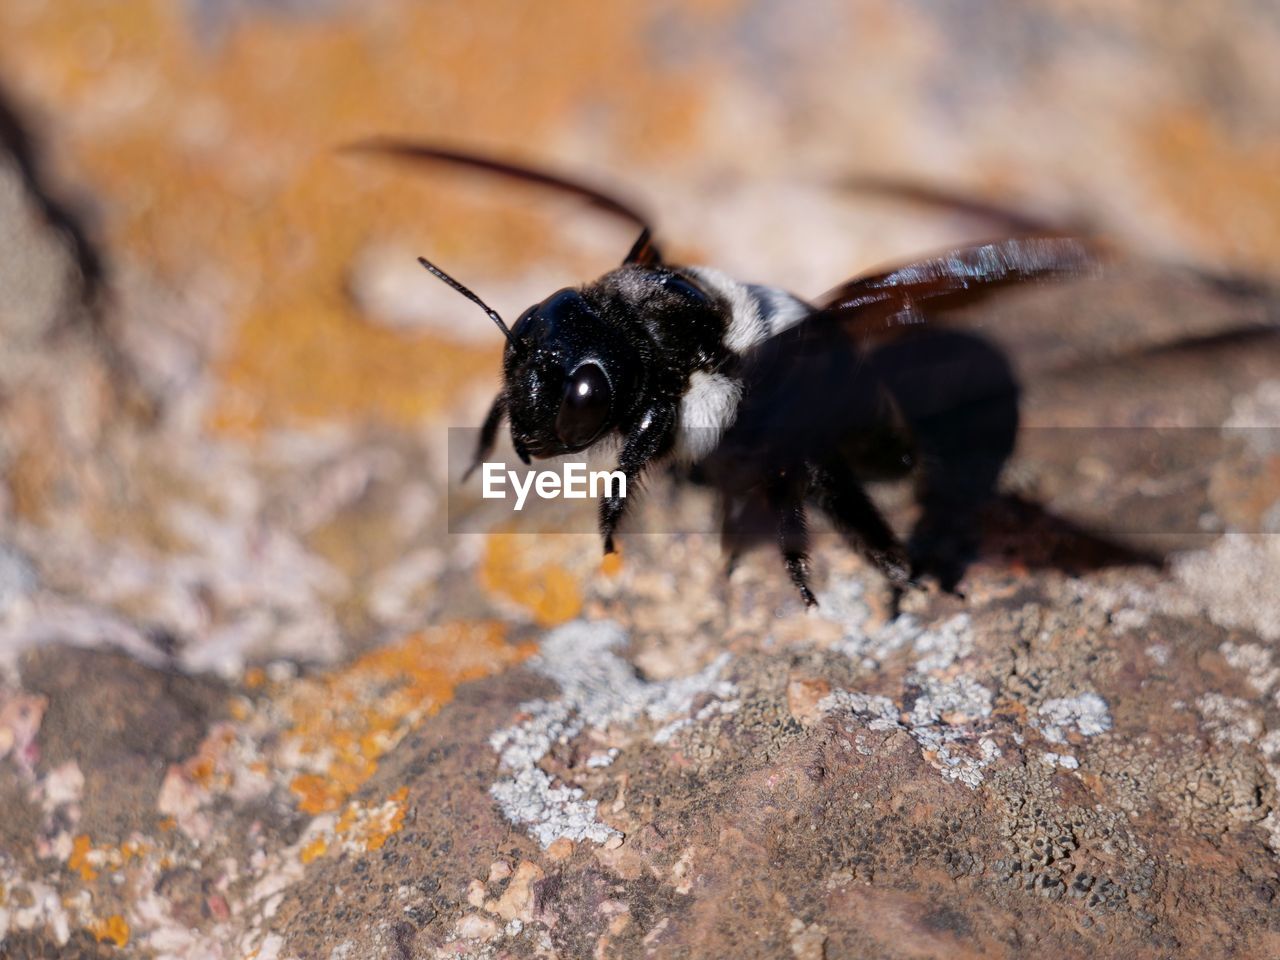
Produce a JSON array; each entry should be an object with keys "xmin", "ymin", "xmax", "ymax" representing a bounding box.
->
[{"xmin": 351, "ymin": 141, "xmax": 1094, "ymax": 606}]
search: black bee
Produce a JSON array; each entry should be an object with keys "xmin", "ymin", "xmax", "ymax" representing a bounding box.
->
[{"xmin": 353, "ymin": 141, "xmax": 1093, "ymax": 606}]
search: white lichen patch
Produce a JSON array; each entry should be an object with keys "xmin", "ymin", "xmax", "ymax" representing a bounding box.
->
[
  {"xmin": 1042, "ymin": 752, "xmax": 1080, "ymax": 770},
  {"xmin": 491, "ymin": 699, "xmax": 616, "ymax": 846},
  {"xmin": 818, "ymin": 611, "xmax": 1000, "ymax": 788},
  {"xmin": 1035, "ymin": 693, "xmax": 1113, "ymax": 744},
  {"xmin": 585, "ymin": 748, "xmax": 620, "ymax": 769},
  {"xmin": 814, "ymin": 578, "xmax": 872, "ymax": 633},
  {"xmin": 1174, "ymin": 535, "xmax": 1280, "ymax": 640},
  {"xmin": 1195, "ymin": 693, "xmax": 1262, "ymax": 745},
  {"xmin": 817, "ymin": 691, "xmax": 900, "ymax": 732},
  {"xmin": 0, "ymin": 880, "xmax": 72, "ymax": 947},
  {"xmin": 909, "ymin": 615, "xmax": 975, "ymax": 673},
  {"xmin": 821, "ymin": 679, "xmax": 1000, "ymax": 789},
  {"xmin": 823, "ymin": 606, "xmax": 1122, "ymax": 787},
  {"xmin": 908, "ymin": 676, "xmax": 992, "ymax": 727},
  {"xmin": 822, "ymin": 589, "xmax": 975, "ymax": 676},
  {"xmin": 915, "ymin": 727, "xmax": 1001, "ymax": 789},
  {"xmin": 1219, "ymin": 641, "xmax": 1280, "ymax": 695},
  {"xmin": 489, "ymin": 620, "xmax": 737, "ymax": 847}
]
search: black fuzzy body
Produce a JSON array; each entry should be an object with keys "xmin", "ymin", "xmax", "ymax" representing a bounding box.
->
[{"xmin": 475, "ymin": 261, "xmax": 1020, "ymax": 603}]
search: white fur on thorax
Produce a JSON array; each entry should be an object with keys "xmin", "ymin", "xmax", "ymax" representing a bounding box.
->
[
  {"xmin": 675, "ymin": 371, "xmax": 743, "ymax": 462},
  {"xmin": 686, "ymin": 267, "xmax": 810, "ymax": 354},
  {"xmin": 750, "ymin": 284, "xmax": 810, "ymax": 338},
  {"xmin": 670, "ymin": 270, "xmax": 812, "ymax": 462}
]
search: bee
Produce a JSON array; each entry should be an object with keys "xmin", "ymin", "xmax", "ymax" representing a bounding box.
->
[{"xmin": 352, "ymin": 141, "xmax": 1093, "ymax": 606}]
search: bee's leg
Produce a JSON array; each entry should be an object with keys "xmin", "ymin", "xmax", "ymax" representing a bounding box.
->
[
  {"xmin": 908, "ymin": 402, "xmax": 1017, "ymax": 594},
  {"xmin": 719, "ymin": 495, "xmax": 743, "ymax": 576},
  {"xmin": 766, "ymin": 473, "xmax": 817, "ymax": 608},
  {"xmin": 807, "ymin": 458, "xmax": 913, "ymax": 591},
  {"xmin": 870, "ymin": 330, "xmax": 1018, "ymax": 594},
  {"xmin": 716, "ymin": 489, "xmax": 775, "ymax": 578},
  {"xmin": 909, "ymin": 461, "xmax": 1003, "ymax": 595},
  {"xmin": 599, "ymin": 407, "xmax": 676, "ymax": 554},
  {"xmin": 462, "ymin": 392, "xmax": 506, "ymax": 482}
]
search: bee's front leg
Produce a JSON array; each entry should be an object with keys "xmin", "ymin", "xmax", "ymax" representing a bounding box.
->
[
  {"xmin": 462, "ymin": 392, "xmax": 506, "ymax": 482},
  {"xmin": 599, "ymin": 406, "xmax": 676, "ymax": 554}
]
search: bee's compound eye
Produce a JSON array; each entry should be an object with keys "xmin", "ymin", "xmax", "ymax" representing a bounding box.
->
[{"xmin": 555, "ymin": 363, "xmax": 611, "ymax": 448}]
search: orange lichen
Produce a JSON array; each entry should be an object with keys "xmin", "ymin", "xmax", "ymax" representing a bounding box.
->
[
  {"xmin": 332, "ymin": 787, "xmax": 411, "ymax": 853},
  {"xmin": 67, "ymin": 835, "xmax": 153, "ymax": 883},
  {"xmin": 90, "ymin": 914, "xmax": 131, "ymax": 947},
  {"xmin": 284, "ymin": 622, "xmax": 533, "ymax": 813},
  {"xmin": 300, "ymin": 836, "xmax": 329, "ymax": 864},
  {"xmin": 69, "ymin": 834, "xmax": 98, "ymax": 881},
  {"xmin": 600, "ymin": 551, "xmax": 624, "ymax": 578},
  {"xmin": 188, "ymin": 757, "xmax": 215, "ymax": 785},
  {"xmin": 480, "ymin": 532, "xmax": 583, "ymax": 626},
  {"xmin": 289, "ymin": 774, "xmax": 345, "ymax": 816}
]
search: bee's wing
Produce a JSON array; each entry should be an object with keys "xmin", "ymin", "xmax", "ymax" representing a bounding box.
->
[
  {"xmin": 818, "ymin": 236, "xmax": 1097, "ymax": 349},
  {"xmin": 343, "ymin": 138, "xmax": 659, "ymax": 265},
  {"xmin": 712, "ymin": 238, "xmax": 1095, "ymax": 473},
  {"xmin": 837, "ymin": 175, "xmax": 1092, "ymax": 237},
  {"xmin": 820, "ymin": 239, "xmax": 1279, "ymax": 382}
]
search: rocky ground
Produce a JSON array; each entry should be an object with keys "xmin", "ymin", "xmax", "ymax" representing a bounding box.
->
[{"xmin": 3, "ymin": 2, "xmax": 1280, "ymax": 958}]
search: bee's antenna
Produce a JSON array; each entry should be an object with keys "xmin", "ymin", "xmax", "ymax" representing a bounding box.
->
[{"xmin": 416, "ymin": 256, "xmax": 519, "ymax": 348}]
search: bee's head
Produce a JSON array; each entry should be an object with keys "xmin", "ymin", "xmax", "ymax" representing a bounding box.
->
[
  {"xmin": 503, "ymin": 288, "xmax": 632, "ymax": 459},
  {"xmin": 413, "ymin": 256, "xmax": 637, "ymax": 462}
]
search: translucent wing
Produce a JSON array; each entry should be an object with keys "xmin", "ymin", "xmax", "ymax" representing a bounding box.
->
[{"xmin": 817, "ymin": 236, "xmax": 1098, "ymax": 347}]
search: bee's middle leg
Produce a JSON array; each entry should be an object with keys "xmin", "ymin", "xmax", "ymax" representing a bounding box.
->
[
  {"xmin": 807, "ymin": 457, "xmax": 913, "ymax": 591},
  {"xmin": 765, "ymin": 472, "xmax": 817, "ymax": 607}
]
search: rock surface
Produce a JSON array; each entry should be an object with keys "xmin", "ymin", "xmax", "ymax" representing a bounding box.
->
[{"xmin": 2, "ymin": 3, "xmax": 1280, "ymax": 958}]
